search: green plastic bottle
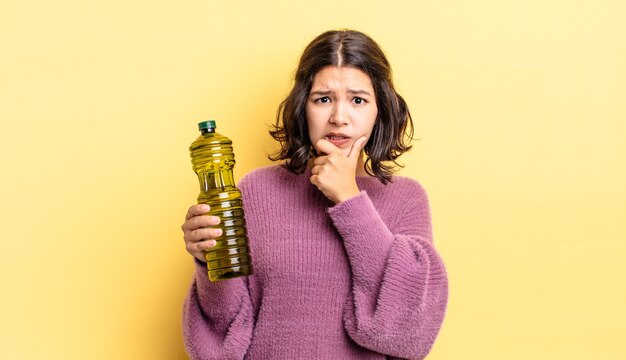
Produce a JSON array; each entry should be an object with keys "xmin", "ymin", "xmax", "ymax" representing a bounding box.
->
[{"xmin": 189, "ymin": 120, "xmax": 253, "ymax": 282}]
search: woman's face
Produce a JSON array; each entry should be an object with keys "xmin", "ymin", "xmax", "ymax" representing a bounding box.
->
[{"xmin": 306, "ymin": 65, "xmax": 378, "ymax": 157}]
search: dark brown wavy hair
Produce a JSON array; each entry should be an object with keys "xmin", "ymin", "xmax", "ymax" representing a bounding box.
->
[{"xmin": 269, "ymin": 29, "xmax": 414, "ymax": 184}]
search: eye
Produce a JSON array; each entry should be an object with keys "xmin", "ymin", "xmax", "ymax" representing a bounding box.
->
[
  {"xmin": 315, "ymin": 96, "xmax": 331, "ymax": 103},
  {"xmin": 353, "ymin": 97, "xmax": 366, "ymax": 105}
]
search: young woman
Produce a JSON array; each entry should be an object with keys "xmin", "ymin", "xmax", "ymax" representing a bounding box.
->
[{"xmin": 181, "ymin": 29, "xmax": 448, "ymax": 360}]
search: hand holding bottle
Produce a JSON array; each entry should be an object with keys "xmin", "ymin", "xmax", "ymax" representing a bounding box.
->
[{"xmin": 181, "ymin": 204, "xmax": 222, "ymax": 263}]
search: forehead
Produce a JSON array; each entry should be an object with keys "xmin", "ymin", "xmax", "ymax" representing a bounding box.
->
[{"xmin": 311, "ymin": 65, "xmax": 374, "ymax": 90}]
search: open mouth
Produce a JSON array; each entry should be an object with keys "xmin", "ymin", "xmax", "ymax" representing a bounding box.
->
[{"xmin": 324, "ymin": 135, "xmax": 351, "ymax": 148}]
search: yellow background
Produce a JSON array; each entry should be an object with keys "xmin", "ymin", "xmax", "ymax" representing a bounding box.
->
[{"xmin": 1, "ymin": 1, "xmax": 624, "ymax": 359}]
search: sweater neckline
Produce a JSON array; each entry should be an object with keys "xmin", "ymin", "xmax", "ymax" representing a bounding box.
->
[{"xmin": 276, "ymin": 162, "xmax": 388, "ymax": 188}]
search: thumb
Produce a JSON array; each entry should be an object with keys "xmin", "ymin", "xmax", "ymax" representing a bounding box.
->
[{"xmin": 348, "ymin": 136, "xmax": 367, "ymax": 161}]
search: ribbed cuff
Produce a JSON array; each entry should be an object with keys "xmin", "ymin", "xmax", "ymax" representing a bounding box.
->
[{"xmin": 327, "ymin": 191, "xmax": 394, "ymax": 246}]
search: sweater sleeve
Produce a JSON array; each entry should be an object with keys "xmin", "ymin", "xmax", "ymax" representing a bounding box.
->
[
  {"xmin": 182, "ymin": 259, "xmax": 253, "ymax": 360},
  {"xmin": 327, "ymin": 185, "xmax": 448, "ymax": 360}
]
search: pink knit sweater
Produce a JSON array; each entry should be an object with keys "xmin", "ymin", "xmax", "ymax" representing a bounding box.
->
[{"xmin": 183, "ymin": 165, "xmax": 448, "ymax": 359}]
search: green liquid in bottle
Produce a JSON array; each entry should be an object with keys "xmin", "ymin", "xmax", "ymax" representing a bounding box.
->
[{"xmin": 190, "ymin": 120, "xmax": 253, "ymax": 282}]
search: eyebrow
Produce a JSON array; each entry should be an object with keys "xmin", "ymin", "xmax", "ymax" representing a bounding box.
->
[
  {"xmin": 347, "ymin": 89, "xmax": 372, "ymax": 96},
  {"xmin": 310, "ymin": 90, "xmax": 332, "ymax": 96},
  {"xmin": 309, "ymin": 89, "xmax": 372, "ymax": 96}
]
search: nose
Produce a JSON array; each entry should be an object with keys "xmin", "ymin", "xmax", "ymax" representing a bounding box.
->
[{"xmin": 329, "ymin": 102, "xmax": 348, "ymax": 126}]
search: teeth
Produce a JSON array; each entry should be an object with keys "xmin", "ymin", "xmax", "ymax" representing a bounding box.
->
[{"xmin": 327, "ymin": 136, "xmax": 347, "ymax": 140}]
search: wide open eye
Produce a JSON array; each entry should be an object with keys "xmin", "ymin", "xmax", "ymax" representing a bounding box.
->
[{"xmin": 353, "ymin": 97, "xmax": 366, "ymax": 105}]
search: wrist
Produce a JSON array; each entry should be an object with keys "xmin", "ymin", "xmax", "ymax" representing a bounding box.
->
[{"xmin": 335, "ymin": 188, "xmax": 361, "ymax": 204}]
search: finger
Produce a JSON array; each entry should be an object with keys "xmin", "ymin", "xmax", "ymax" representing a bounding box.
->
[
  {"xmin": 185, "ymin": 204, "xmax": 210, "ymax": 221},
  {"xmin": 348, "ymin": 136, "xmax": 367, "ymax": 161},
  {"xmin": 187, "ymin": 239, "xmax": 217, "ymax": 255},
  {"xmin": 315, "ymin": 138, "xmax": 341, "ymax": 156},
  {"xmin": 185, "ymin": 227, "xmax": 223, "ymax": 243},
  {"xmin": 310, "ymin": 174, "xmax": 320, "ymax": 188},
  {"xmin": 313, "ymin": 155, "xmax": 329, "ymax": 166},
  {"xmin": 311, "ymin": 163, "xmax": 329, "ymax": 176},
  {"xmin": 182, "ymin": 214, "xmax": 221, "ymax": 232}
]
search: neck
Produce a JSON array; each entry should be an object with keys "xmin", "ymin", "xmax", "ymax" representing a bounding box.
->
[{"xmin": 355, "ymin": 154, "xmax": 369, "ymax": 177}]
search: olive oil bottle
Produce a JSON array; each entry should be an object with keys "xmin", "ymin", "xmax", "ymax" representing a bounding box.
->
[{"xmin": 190, "ymin": 120, "xmax": 252, "ymax": 282}]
